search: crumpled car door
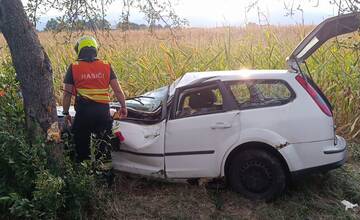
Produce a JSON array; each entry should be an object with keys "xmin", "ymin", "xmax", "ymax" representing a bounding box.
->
[{"xmin": 111, "ymin": 120, "xmax": 166, "ymax": 177}]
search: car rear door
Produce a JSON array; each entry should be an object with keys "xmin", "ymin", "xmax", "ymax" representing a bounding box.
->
[{"xmin": 164, "ymin": 81, "xmax": 241, "ymax": 178}]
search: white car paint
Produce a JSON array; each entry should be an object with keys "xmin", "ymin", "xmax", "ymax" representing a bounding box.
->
[
  {"xmin": 108, "ymin": 70, "xmax": 346, "ymax": 179},
  {"xmin": 57, "ymin": 69, "xmax": 347, "ymax": 179},
  {"xmin": 111, "ymin": 120, "xmax": 166, "ymax": 177},
  {"xmin": 57, "ymin": 13, "xmax": 358, "ymax": 184},
  {"xmin": 169, "ymin": 70, "xmax": 289, "ymax": 96},
  {"xmin": 165, "ymin": 110, "xmax": 241, "ymax": 178}
]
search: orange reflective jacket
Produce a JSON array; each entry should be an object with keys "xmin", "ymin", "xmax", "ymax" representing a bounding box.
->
[{"xmin": 72, "ymin": 60, "xmax": 111, "ymax": 104}]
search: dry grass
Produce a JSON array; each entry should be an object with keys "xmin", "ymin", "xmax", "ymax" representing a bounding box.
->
[
  {"xmin": 87, "ymin": 144, "xmax": 360, "ymax": 220},
  {"xmin": 0, "ymin": 25, "xmax": 358, "ymax": 140},
  {"xmin": 0, "ymin": 25, "xmax": 359, "ymax": 219},
  {"xmin": 94, "ymin": 146, "xmax": 360, "ymax": 219}
]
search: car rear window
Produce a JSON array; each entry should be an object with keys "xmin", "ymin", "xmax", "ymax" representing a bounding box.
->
[{"xmin": 226, "ymin": 80, "xmax": 294, "ymax": 109}]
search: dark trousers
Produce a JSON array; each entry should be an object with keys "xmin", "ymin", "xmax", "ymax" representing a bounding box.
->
[{"xmin": 72, "ymin": 97, "xmax": 112, "ymax": 162}]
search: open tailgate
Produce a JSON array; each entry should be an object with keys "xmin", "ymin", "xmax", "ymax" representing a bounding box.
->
[{"xmin": 287, "ymin": 12, "xmax": 360, "ymax": 71}]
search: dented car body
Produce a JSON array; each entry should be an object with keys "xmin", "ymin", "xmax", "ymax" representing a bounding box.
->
[
  {"xmin": 110, "ymin": 70, "xmax": 347, "ymax": 176},
  {"xmin": 58, "ymin": 13, "xmax": 359, "ymax": 199}
]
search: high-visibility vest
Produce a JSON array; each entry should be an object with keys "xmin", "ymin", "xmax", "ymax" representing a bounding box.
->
[{"xmin": 72, "ymin": 60, "xmax": 111, "ymax": 104}]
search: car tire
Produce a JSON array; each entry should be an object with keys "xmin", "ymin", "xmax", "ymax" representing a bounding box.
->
[{"xmin": 227, "ymin": 149, "xmax": 286, "ymax": 201}]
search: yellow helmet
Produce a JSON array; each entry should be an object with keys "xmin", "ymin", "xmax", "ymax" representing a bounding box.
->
[{"xmin": 74, "ymin": 36, "xmax": 98, "ymax": 56}]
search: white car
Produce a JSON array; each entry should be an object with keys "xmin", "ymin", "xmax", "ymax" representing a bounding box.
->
[{"xmin": 58, "ymin": 13, "xmax": 359, "ymax": 200}]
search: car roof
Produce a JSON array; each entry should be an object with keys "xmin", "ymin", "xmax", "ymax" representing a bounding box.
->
[
  {"xmin": 169, "ymin": 69, "xmax": 294, "ymax": 96},
  {"xmin": 176, "ymin": 69, "xmax": 290, "ymax": 87}
]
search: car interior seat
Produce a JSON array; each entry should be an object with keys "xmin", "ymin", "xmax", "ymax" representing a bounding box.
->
[
  {"xmin": 177, "ymin": 88, "xmax": 223, "ymax": 117},
  {"xmin": 188, "ymin": 89, "xmax": 217, "ymax": 115}
]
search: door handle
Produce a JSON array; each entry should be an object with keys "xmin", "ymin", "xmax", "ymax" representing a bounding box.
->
[
  {"xmin": 211, "ymin": 122, "xmax": 232, "ymax": 129},
  {"xmin": 144, "ymin": 133, "xmax": 160, "ymax": 138}
]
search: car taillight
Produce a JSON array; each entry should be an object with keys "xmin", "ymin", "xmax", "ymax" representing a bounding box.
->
[
  {"xmin": 295, "ymin": 75, "xmax": 333, "ymax": 117},
  {"xmin": 114, "ymin": 131, "xmax": 125, "ymax": 142}
]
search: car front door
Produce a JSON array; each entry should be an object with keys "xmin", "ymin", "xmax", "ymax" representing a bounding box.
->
[{"xmin": 164, "ymin": 81, "xmax": 241, "ymax": 178}]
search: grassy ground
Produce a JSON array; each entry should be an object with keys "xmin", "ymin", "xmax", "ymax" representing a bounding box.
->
[
  {"xmin": 93, "ymin": 144, "xmax": 360, "ymax": 219},
  {"xmin": 0, "ymin": 26, "xmax": 359, "ymax": 219},
  {"xmin": 1, "ymin": 26, "xmax": 358, "ymax": 140},
  {"xmin": 0, "ymin": 26, "xmax": 359, "ymax": 141}
]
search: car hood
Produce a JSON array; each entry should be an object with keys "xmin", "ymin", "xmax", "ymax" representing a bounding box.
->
[{"xmin": 287, "ymin": 12, "xmax": 360, "ymax": 72}]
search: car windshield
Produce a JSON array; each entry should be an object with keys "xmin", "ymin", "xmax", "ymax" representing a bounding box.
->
[{"xmin": 126, "ymin": 86, "xmax": 168, "ymax": 112}]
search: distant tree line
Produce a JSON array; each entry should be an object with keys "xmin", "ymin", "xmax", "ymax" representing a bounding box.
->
[
  {"xmin": 116, "ymin": 22, "xmax": 168, "ymax": 30},
  {"xmin": 44, "ymin": 18, "xmax": 111, "ymax": 31},
  {"xmin": 44, "ymin": 18, "xmax": 169, "ymax": 32}
]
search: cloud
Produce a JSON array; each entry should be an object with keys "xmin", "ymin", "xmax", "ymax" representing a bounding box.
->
[{"xmin": 35, "ymin": 0, "xmax": 337, "ymax": 29}]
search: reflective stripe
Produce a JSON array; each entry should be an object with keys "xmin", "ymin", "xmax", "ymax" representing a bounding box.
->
[
  {"xmin": 77, "ymin": 88, "xmax": 109, "ymax": 94},
  {"xmin": 77, "ymin": 88, "xmax": 110, "ymax": 102},
  {"xmin": 77, "ymin": 92, "xmax": 110, "ymax": 101},
  {"xmin": 90, "ymin": 95, "xmax": 111, "ymax": 101}
]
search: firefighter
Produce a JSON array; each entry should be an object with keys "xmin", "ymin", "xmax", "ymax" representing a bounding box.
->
[{"xmin": 62, "ymin": 36, "xmax": 127, "ymax": 163}]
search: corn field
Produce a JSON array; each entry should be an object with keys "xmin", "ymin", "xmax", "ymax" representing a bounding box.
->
[{"xmin": 0, "ymin": 26, "xmax": 359, "ymax": 140}]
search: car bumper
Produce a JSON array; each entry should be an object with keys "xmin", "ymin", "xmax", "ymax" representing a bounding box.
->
[
  {"xmin": 282, "ymin": 136, "xmax": 347, "ymax": 178},
  {"xmin": 290, "ymin": 154, "xmax": 347, "ymax": 179}
]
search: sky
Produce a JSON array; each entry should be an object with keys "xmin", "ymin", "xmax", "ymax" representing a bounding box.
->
[{"xmin": 32, "ymin": 0, "xmax": 339, "ymax": 29}]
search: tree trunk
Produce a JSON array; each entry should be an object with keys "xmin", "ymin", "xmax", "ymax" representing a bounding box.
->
[{"xmin": 0, "ymin": 0, "xmax": 59, "ymax": 138}]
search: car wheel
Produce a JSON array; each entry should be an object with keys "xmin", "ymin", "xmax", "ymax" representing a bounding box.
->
[{"xmin": 227, "ymin": 149, "xmax": 286, "ymax": 200}]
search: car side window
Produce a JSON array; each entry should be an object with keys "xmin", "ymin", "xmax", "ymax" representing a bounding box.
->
[
  {"xmin": 227, "ymin": 80, "xmax": 294, "ymax": 109},
  {"xmin": 227, "ymin": 82, "xmax": 251, "ymax": 105},
  {"xmin": 256, "ymin": 82, "xmax": 292, "ymax": 100},
  {"xmin": 176, "ymin": 85, "xmax": 224, "ymax": 118}
]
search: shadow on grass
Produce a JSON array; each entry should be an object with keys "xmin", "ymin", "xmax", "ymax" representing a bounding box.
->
[{"xmin": 93, "ymin": 146, "xmax": 360, "ymax": 219}]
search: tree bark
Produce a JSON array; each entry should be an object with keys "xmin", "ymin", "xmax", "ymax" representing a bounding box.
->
[{"xmin": 0, "ymin": 0, "xmax": 58, "ymax": 138}]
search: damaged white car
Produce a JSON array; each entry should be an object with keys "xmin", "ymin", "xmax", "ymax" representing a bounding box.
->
[{"xmin": 58, "ymin": 13, "xmax": 359, "ymax": 200}]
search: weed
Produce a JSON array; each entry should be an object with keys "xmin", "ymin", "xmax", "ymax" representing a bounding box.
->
[{"xmin": 1, "ymin": 27, "xmax": 358, "ymax": 140}]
